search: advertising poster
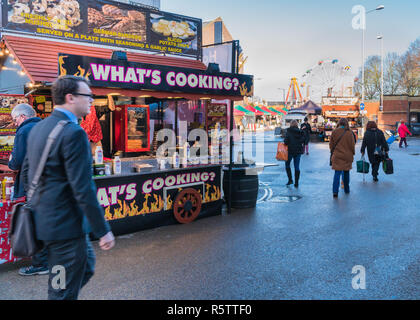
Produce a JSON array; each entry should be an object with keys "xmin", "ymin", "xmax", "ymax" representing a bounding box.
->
[
  {"xmin": 0, "ymin": 95, "xmax": 29, "ymax": 161},
  {"xmin": 2, "ymin": 0, "xmax": 202, "ymax": 58}
]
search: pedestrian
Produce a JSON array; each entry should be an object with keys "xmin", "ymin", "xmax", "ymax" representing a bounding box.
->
[
  {"xmin": 284, "ymin": 120, "xmax": 305, "ymax": 187},
  {"xmin": 361, "ymin": 121, "xmax": 389, "ymax": 182},
  {"xmin": 398, "ymin": 120, "xmax": 412, "ymax": 148},
  {"xmin": 8, "ymin": 104, "xmax": 48, "ymax": 276},
  {"xmin": 329, "ymin": 118, "xmax": 355, "ymax": 198},
  {"xmin": 300, "ymin": 117, "xmax": 311, "ymax": 155},
  {"xmin": 23, "ymin": 75, "xmax": 115, "ymax": 300}
]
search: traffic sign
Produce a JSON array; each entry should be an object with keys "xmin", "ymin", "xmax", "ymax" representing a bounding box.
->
[{"xmin": 360, "ymin": 103, "xmax": 365, "ymax": 110}]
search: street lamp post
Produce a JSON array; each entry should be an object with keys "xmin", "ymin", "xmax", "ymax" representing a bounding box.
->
[
  {"xmin": 277, "ymin": 88, "xmax": 286, "ymax": 104},
  {"xmin": 361, "ymin": 4, "xmax": 384, "ymax": 130},
  {"xmin": 377, "ymin": 35, "xmax": 384, "ymax": 112}
]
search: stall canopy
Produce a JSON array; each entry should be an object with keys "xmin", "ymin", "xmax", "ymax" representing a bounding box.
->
[
  {"xmin": 244, "ymin": 105, "xmax": 265, "ymax": 116},
  {"xmin": 234, "ymin": 105, "xmax": 253, "ymax": 115},
  {"xmin": 268, "ymin": 107, "xmax": 284, "ymax": 115},
  {"xmin": 253, "ymin": 106, "xmax": 272, "ymax": 115},
  {"xmin": 293, "ymin": 100, "xmax": 322, "ymax": 115},
  {"xmin": 269, "ymin": 106, "xmax": 287, "ymax": 114},
  {"xmin": 258, "ymin": 106, "xmax": 277, "ymax": 115},
  {"xmin": 3, "ymin": 35, "xmax": 247, "ymax": 101}
]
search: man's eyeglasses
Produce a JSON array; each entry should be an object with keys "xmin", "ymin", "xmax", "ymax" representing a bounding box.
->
[{"xmin": 73, "ymin": 92, "xmax": 94, "ymax": 98}]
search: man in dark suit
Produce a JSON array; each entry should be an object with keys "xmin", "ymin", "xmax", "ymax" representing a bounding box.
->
[{"xmin": 23, "ymin": 75, "xmax": 115, "ymax": 300}]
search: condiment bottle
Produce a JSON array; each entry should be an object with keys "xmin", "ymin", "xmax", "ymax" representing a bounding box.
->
[
  {"xmin": 95, "ymin": 146, "xmax": 103, "ymax": 164},
  {"xmin": 113, "ymin": 156, "xmax": 121, "ymax": 174},
  {"xmin": 5, "ymin": 177, "xmax": 13, "ymax": 201}
]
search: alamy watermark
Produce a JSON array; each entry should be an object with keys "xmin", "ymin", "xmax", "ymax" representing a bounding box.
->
[
  {"xmin": 51, "ymin": 265, "xmax": 66, "ymax": 290},
  {"xmin": 352, "ymin": 265, "xmax": 366, "ymax": 290},
  {"xmin": 351, "ymin": 5, "xmax": 366, "ymax": 30}
]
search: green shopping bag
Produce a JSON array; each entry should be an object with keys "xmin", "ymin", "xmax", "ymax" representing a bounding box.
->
[{"xmin": 357, "ymin": 156, "xmax": 370, "ymax": 173}]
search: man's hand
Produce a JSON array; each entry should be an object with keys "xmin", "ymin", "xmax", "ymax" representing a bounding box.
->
[{"xmin": 99, "ymin": 231, "xmax": 115, "ymax": 250}]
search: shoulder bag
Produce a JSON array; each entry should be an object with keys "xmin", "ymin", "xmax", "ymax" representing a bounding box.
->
[{"xmin": 8, "ymin": 120, "xmax": 69, "ymax": 258}]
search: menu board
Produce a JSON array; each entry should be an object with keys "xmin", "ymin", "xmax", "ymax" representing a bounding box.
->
[
  {"xmin": 2, "ymin": 0, "xmax": 202, "ymax": 58},
  {"xmin": 0, "ymin": 95, "xmax": 29, "ymax": 161}
]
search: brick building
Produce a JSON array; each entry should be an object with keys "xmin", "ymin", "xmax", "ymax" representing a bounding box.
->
[{"xmin": 378, "ymin": 95, "xmax": 420, "ymax": 134}]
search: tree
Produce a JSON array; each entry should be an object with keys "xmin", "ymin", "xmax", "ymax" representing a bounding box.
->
[
  {"xmin": 398, "ymin": 37, "xmax": 420, "ymax": 96},
  {"xmin": 384, "ymin": 52, "xmax": 401, "ymax": 95},
  {"xmin": 354, "ymin": 55, "xmax": 381, "ymax": 100}
]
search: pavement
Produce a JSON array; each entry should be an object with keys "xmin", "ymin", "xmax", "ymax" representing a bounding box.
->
[{"xmin": 1, "ymin": 133, "xmax": 420, "ymax": 300}]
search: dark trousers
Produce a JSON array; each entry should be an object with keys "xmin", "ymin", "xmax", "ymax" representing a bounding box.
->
[
  {"xmin": 44, "ymin": 235, "xmax": 96, "ymax": 300},
  {"xmin": 32, "ymin": 247, "xmax": 48, "ymax": 268},
  {"xmin": 399, "ymin": 137, "xmax": 407, "ymax": 147},
  {"xmin": 372, "ymin": 161, "xmax": 380, "ymax": 178},
  {"xmin": 285, "ymin": 154, "xmax": 301, "ymax": 171}
]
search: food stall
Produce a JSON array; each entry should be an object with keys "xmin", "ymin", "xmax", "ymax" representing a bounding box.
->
[{"xmin": 0, "ymin": 0, "xmax": 254, "ymax": 264}]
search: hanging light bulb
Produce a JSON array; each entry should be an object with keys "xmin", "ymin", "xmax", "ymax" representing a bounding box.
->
[
  {"xmin": 19, "ymin": 70, "xmax": 25, "ymax": 76},
  {"xmin": 5, "ymin": 49, "xmax": 9, "ymax": 55},
  {"xmin": 12, "ymin": 60, "xmax": 18, "ymax": 65}
]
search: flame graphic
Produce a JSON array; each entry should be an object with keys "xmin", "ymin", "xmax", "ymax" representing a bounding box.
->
[
  {"xmin": 240, "ymin": 82, "xmax": 254, "ymax": 96},
  {"xmin": 104, "ymin": 194, "xmax": 164, "ymax": 221},
  {"xmin": 204, "ymin": 184, "xmax": 221, "ymax": 203},
  {"xmin": 59, "ymin": 55, "xmax": 68, "ymax": 76},
  {"xmin": 74, "ymin": 66, "xmax": 91, "ymax": 80}
]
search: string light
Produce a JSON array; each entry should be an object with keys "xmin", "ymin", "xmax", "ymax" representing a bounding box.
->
[
  {"xmin": 19, "ymin": 70, "xmax": 25, "ymax": 76},
  {"xmin": 5, "ymin": 49, "xmax": 9, "ymax": 55}
]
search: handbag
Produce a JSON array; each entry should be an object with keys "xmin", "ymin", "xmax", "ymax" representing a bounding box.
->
[
  {"xmin": 382, "ymin": 157, "xmax": 394, "ymax": 175},
  {"xmin": 276, "ymin": 142, "xmax": 288, "ymax": 161},
  {"xmin": 8, "ymin": 120, "xmax": 69, "ymax": 258},
  {"xmin": 357, "ymin": 155, "xmax": 370, "ymax": 173},
  {"xmin": 330, "ymin": 129, "xmax": 348, "ymax": 166}
]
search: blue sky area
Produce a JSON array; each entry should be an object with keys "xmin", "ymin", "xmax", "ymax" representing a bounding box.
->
[{"xmin": 162, "ymin": 0, "xmax": 420, "ymax": 100}]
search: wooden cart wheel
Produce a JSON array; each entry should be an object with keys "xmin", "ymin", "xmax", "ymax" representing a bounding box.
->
[{"xmin": 173, "ymin": 188, "xmax": 202, "ymax": 224}]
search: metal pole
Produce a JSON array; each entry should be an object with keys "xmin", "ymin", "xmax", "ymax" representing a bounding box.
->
[
  {"xmin": 228, "ymin": 100, "xmax": 234, "ymax": 215},
  {"xmin": 381, "ymin": 37, "xmax": 384, "ymax": 112},
  {"xmin": 361, "ymin": 26, "xmax": 365, "ymax": 132}
]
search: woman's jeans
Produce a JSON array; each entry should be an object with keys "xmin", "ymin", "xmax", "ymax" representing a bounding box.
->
[
  {"xmin": 285, "ymin": 154, "xmax": 301, "ymax": 171},
  {"xmin": 333, "ymin": 170, "xmax": 349, "ymax": 194}
]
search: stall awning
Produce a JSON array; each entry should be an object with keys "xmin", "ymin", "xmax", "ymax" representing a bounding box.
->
[
  {"xmin": 269, "ymin": 106, "xmax": 287, "ymax": 114},
  {"xmin": 244, "ymin": 105, "xmax": 265, "ymax": 116},
  {"xmin": 235, "ymin": 105, "xmax": 253, "ymax": 115},
  {"xmin": 268, "ymin": 107, "xmax": 284, "ymax": 115},
  {"xmin": 3, "ymin": 35, "xmax": 207, "ymax": 83},
  {"xmin": 256, "ymin": 105, "xmax": 277, "ymax": 115},
  {"xmin": 3, "ymin": 35, "xmax": 246, "ymax": 101},
  {"xmin": 253, "ymin": 106, "xmax": 271, "ymax": 115}
]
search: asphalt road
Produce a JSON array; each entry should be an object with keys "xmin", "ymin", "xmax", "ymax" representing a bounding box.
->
[{"xmin": 1, "ymin": 132, "xmax": 420, "ymax": 299}]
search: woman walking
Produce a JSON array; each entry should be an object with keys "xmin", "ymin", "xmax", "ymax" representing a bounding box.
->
[
  {"xmin": 329, "ymin": 118, "xmax": 355, "ymax": 198},
  {"xmin": 284, "ymin": 120, "xmax": 305, "ymax": 187},
  {"xmin": 300, "ymin": 117, "xmax": 312, "ymax": 155},
  {"xmin": 361, "ymin": 121, "xmax": 389, "ymax": 182},
  {"xmin": 398, "ymin": 120, "xmax": 412, "ymax": 148}
]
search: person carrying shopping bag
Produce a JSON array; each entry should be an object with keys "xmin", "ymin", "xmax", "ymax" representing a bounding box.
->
[
  {"xmin": 284, "ymin": 120, "xmax": 305, "ymax": 188},
  {"xmin": 361, "ymin": 121, "xmax": 389, "ymax": 182},
  {"xmin": 330, "ymin": 118, "xmax": 355, "ymax": 198}
]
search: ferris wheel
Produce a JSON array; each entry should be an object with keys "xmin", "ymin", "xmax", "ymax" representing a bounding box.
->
[{"xmin": 301, "ymin": 59, "xmax": 354, "ymax": 104}]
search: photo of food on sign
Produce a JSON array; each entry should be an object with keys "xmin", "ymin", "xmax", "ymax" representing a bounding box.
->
[
  {"xmin": 0, "ymin": 96, "xmax": 28, "ymax": 132},
  {"xmin": 8, "ymin": 0, "xmax": 83, "ymax": 31},
  {"xmin": 150, "ymin": 14, "xmax": 197, "ymax": 41},
  {"xmin": 88, "ymin": 3, "xmax": 147, "ymax": 41}
]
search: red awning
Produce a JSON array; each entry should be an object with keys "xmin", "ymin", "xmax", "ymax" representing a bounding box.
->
[{"xmin": 3, "ymin": 35, "xmax": 245, "ymax": 101}]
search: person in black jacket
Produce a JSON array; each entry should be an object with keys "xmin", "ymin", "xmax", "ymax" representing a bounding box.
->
[
  {"xmin": 361, "ymin": 121, "xmax": 389, "ymax": 182},
  {"xmin": 300, "ymin": 117, "xmax": 311, "ymax": 155},
  {"xmin": 8, "ymin": 104, "xmax": 48, "ymax": 276},
  {"xmin": 23, "ymin": 76, "xmax": 115, "ymax": 300},
  {"xmin": 284, "ymin": 120, "xmax": 305, "ymax": 187}
]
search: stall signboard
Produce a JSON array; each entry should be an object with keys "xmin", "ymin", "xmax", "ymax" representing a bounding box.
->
[
  {"xmin": 59, "ymin": 53, "xmax": 254, "ymax": 97},
  {"xmin": 1, "ymin": 0, "xmax": 202, "ymax": 58},
  {"xmin": 94, "ymin": 166, "xmax": 221, "ymax": 234},
  {"xmin": 0, "ymin": 95, "xmax": 29, "ymax": 161}
]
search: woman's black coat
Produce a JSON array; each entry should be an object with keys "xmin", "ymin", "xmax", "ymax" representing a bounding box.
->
[
  {"xmin": 361, "ymin": 128, "xmax": 389, "ymax": 163},
  {"xmin": 300, "ymin": 122, "xmax": 311, "ymax": 144},
  {"xmin": 284, "ymin": 126, "xmax": 305, "ymax": 156}
]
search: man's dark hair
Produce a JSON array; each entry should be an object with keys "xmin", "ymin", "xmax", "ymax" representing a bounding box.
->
[{"xmin": 52, "ymin": 75, "xmax": 91, "ymax": 106}]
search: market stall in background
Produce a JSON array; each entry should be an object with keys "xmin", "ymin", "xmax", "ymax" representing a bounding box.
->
[{"xmin": 0, "ymin": 0, "xmax": 254, "ymax": 264}]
